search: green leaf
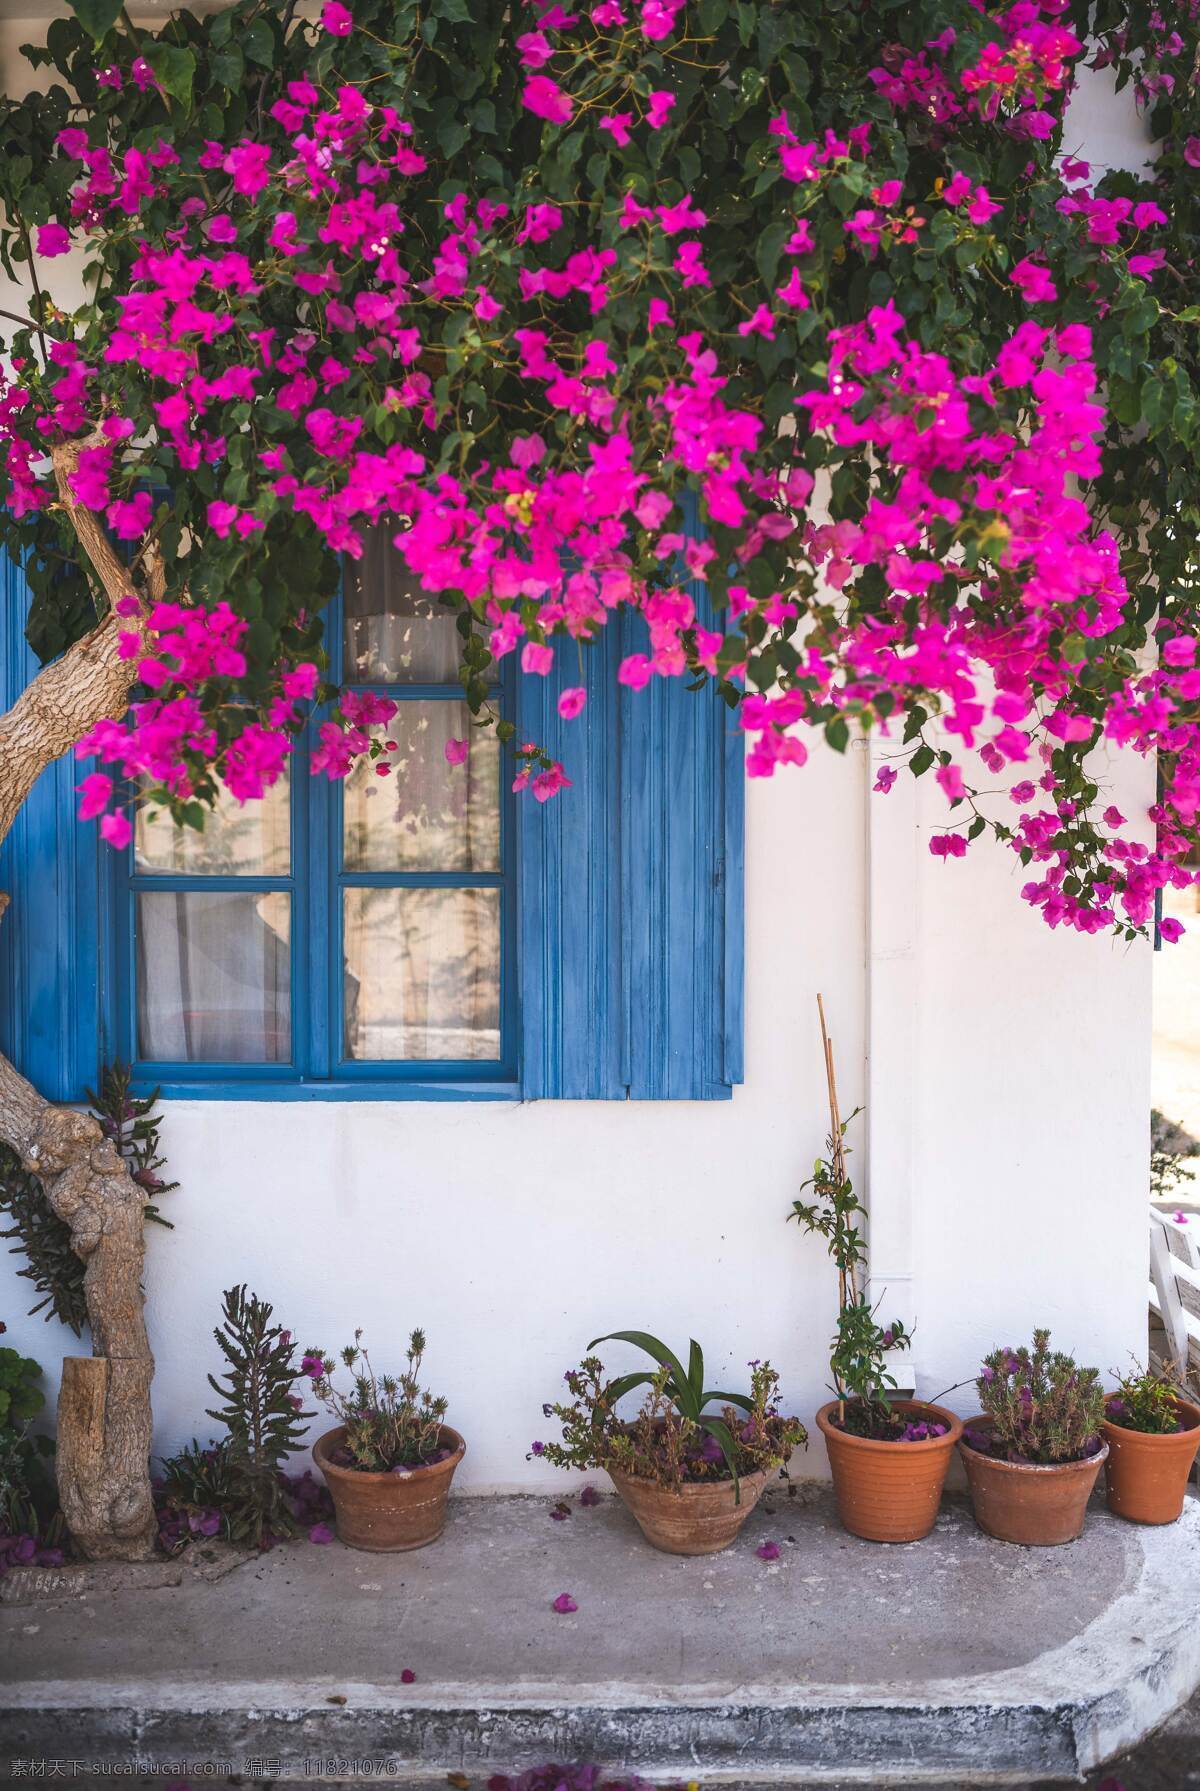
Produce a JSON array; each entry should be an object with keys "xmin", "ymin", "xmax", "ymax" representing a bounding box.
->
[
  {"xmin": 144, "ymin": 43, "xmax": 196, "ymax": 107},
  {"xmin": 755, "ymin": 220, "xmax": 790, "ymax": 292},
  {"xmin": 602, "ymin": 1371, "xmax": 656, "ymax": 1410},
  {"xmin": 687, "ymin": 1338, "xmax": 705, "ymax": 1408},
  {"xmin": 588, "ymin": 1330, "xmax": 692, "ymax": 1411},
  {"xmin": 65, "ymin": 0, "xmax": 123, "ymax": 40},
  {"xmin": 210, "ymin": 46, "xmax": 245, "ymax": 90},
  {"xmin": 241, "ymin": 16, "xmax": 275, "ymax": 70},
  {"xmin": 706, "ymin": 1388, "xmax": 755, "ymax": 1413}
]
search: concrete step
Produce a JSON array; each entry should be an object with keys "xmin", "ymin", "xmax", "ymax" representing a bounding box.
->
[{"xmin": 2, "ymin": 1488, "xmax": 1198, "ymax": 1786}]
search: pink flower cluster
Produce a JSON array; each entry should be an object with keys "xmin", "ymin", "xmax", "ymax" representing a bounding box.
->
[{"xmin": 0, "ymin": 0, "xmax": 1190, "ymax": 942}]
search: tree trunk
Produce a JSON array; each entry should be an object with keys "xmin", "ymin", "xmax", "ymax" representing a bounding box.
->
[
  {"xmin": 0, "ymin": 436, "xmax": 162, "ymax": 1560},
  {"xmin": 0, "ymin": 1059, "xmax": 157, "ymax": 1559}
]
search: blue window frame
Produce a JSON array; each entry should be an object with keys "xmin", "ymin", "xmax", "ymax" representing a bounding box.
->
[
  {"xmin": 99, "ymin": 546, "xmax": 519, "ymax": 1099},
  {"xmin": 1, "ymin": 516, "xmax": 744, "ymax": 1105}
]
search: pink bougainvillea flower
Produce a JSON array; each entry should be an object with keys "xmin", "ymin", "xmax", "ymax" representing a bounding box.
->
[
  {"xmin": 738, "ymin": 305, "xmax": 775, "ymax": 340},
  {"xmin": 552, "ymin": 1592, "xmax": 578, "ymax": 1614},
  {"xmin": 755, "ymin": 1540, "xmax": 781, "ymax": 1561},
  {"xmin": 1010, "ymin": 257, "xmax": 1058, "ymax": 303},
  {"xmin": 1159, "ymin": 918, "xmax": 1185, "ymax": 945},
  {"xmin": 99, "ymin": 812, "xmax": 132, "ymax": 851},
  {"xmin": 579, "ymin": 1485, "xmax": 600, "ymax": 1507},
  {"xmin": 400, "ymin": 1668, "xmax": 417, "ymax": 1684},
  {"xmin": 656, "ymin": 195, "xmax": 707, "ymax": 235},
  {"xmin": 523, "ymin": 75, "xmax": 573, "ymax": 125},
  {"xmin": 557, "ymin": 687, "xmax": 587, "ymax": 720},
  {"xmin": 309, "ymin": 1522, "xmax": 335, "ymax": 1544},
  {"xmin": 444, "ymin": 737, "xmax": 470, "ymax": 766},
  {"xmin": 776, "ymin": 267, "xmax": 809, "ymax": 308},
  {"xmin": 516, "ymin": 30, "xmax": 554, "ymax": 68},
  {"xmin": 106, "ymin": 491, "xmax": 153, "ymax": 541},
  {"xmin": 551, "ymin": 1501, "xmax": 571, "ymax": 1521},
  {"xmin": 647, "ymin": 89, "xmax": 676, "ymax": 128},
  {"xmin": 282, "ymin": 663, "xmax": 319, "ymax": 701},
  {"xmin": 600, "ymin": 113, "xmax": 634, "ymax": 147},
  {"xmin": 522, "ymin": 642, "xmax": 555, "ymax": 676},
  {"xmin": 35, "ymin": 222, "xmax": 70, "ymax": 258},
  {"xmin": 935, "ymin": 764, "xmax": 966, "ymax": 802},
  {"xmin": 533, "ymin": 761, "xmax": 572, "ymax": 802},
  {"xmin": 76, "ymin": 772, "xmax": 113, "ymax": 822},
  {"xmin": 321, "ymin": 0, "xmax": 353, "ymax": 34},
  {"xmin": 930, "ymin": 833, "xmax": 968, "ymax": 859},
  {"xmin": 641, "ymin": 0, "xmax": 682, "ymax": 39},
  {"xmin": 874, "ymin": 766, "xmax": 898, "ymax": 794}
]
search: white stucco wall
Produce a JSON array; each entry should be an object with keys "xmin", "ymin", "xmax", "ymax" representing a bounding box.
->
[
  {"xmin": 0, "ymin": 18, "xmax": 1156, "ymax": 1490},
  {"xmin": 0, "ymin": 736, "xmax": 1154, "ymax": 1492}
]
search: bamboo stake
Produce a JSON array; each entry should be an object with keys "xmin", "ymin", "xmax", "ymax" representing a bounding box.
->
[{"xmin": 817, "ymin": 994, "xmax": 855, "ymax": 1425}]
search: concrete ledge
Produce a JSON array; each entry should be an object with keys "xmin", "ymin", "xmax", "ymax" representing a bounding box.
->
[{"xmin": 3, "ymin": 1489, "xmax": 1199, "ymax": 1785}]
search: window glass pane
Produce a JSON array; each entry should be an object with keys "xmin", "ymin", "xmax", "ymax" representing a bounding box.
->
[
  {"xmin": 343, "ymin": 887, "xmax": 500, "ymax": 1062},
  {"xmin": 135, "ymin": 773, "xmax": 290, "ymax": 876},
  {"xmin": 343, "ymin": 703, "xmax": 500, "ymax": 872},
  {"xmin": 136, "ymin": 890, "xmax": 290, "ymax": 1062},
  {"xmin": 345, "ymin": 526, "xmax": 461, "ymax": 683}
]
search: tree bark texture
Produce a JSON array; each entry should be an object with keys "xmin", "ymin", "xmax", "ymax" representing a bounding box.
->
[{"xmin": 0, "ymin": 436, "xmax": 160, "ymax": 1559}]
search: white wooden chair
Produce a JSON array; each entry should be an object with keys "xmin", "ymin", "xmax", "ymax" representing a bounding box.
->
[{"xmin": 1148, "ymin": 1206, "xmax": 1200, "ymax": 1395}]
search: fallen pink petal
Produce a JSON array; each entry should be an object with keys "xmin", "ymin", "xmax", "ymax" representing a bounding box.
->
[{"xmin": 552, "ymin": 1593, "xmax": 578, "ymax": 1615}]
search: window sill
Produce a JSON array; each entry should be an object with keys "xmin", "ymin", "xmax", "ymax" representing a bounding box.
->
[{"xmin": 127, "ymin": 1076, "xmax": 524, "ymax": 1103}]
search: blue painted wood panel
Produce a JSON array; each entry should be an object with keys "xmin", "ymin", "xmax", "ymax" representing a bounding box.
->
[
  {"xmin": 0, "ymin": 553, "xmax": 100, "ymax": 1101},
  {"xmin": 517, "ymin": 507, "xmax": 745, "ymax": 1101}
]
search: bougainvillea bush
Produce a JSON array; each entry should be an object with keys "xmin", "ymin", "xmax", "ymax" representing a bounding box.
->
[{"xmin": 0, "ymin": 0, "xmax": 1198, "ymax": 938}]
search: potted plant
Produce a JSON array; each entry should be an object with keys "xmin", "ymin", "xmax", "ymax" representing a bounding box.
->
[
  {"xmin": 959, "ymin": 1330, "xmax": 1107, "ymax": 1545},
  {"xmin": 790, "ymin": 1000, "xmax": 961, "ymax": 1543},
  {"xmin": 1101, "ymin": 1362, "xmax": 1200, "ymax": 1525},
  {"xmin": 533, "ymin": 1329, "xmax": 806, "ymax": 1555},
  {"xmin": 307, "ymin": 1328, "xmax": 464, "ymax": 1551}
]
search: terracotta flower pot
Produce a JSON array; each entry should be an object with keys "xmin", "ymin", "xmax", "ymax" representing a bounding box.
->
[
  {"xmin": 607, "ymin": 1462, "xmax": 771, "ymax": 1555},
  {"xmin": 958, "ymin": 1416, "xmax": 1106, "ymax": 1546},
  {"xmin": 815, "ymin": 1399, "xmax": 962, "ymax": 1543},
  {"xmin": 313, "ymin": 1424, "xmax": 465, "ymax": 1552},
  {"xmin": 1102, "ymin": 1396, "xmax": 1200, "ymax": 1525}
]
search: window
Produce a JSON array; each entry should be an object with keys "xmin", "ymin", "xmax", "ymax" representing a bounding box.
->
[
  {"xmin": 102, "ymin": 528, "xmax": 517, "ymax": 1095},
  {"xmin": 1, "ymin": 526, "xmax": 745, "ymax": 1105}
]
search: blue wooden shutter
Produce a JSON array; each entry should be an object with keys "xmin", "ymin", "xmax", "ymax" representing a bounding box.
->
[
  {"xmin": 517, "ymin": 624, "xmax": 627, "ymax": 1098},
  {"xmin": 518, "ymin": 565, "xmax": 744, "ymax": 1102},
  {"xmin": 0, "ymin": 554, "xmax": 101, "ymax": 1102}
]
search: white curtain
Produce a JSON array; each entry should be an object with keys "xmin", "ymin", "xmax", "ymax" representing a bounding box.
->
[
  {"xmin": 343, "ymin": 887, "xmax": 500, "ymax": 1061},
  {"xmin": 344, "ymin": 526, "xmax": 461, "ymax": 682},
  {"xmin": 136, "ymin": 889, "xmax": 291, "ymax": 1062}
]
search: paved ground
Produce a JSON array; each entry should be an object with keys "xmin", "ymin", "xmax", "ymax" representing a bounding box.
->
[{"xmin": 3, "ymin": 1486, "xmax": 1199, "ymax": 1787}]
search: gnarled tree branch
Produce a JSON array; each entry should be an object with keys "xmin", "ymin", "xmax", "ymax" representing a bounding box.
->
[{"xmin": 0, "ymin": 431, "xmax": 158, "ymax": 1559}]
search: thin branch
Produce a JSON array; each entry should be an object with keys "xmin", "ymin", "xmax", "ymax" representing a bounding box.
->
[{"xmin": 13, "ymin": 217, "xmax": 50, "ymax": 368}]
